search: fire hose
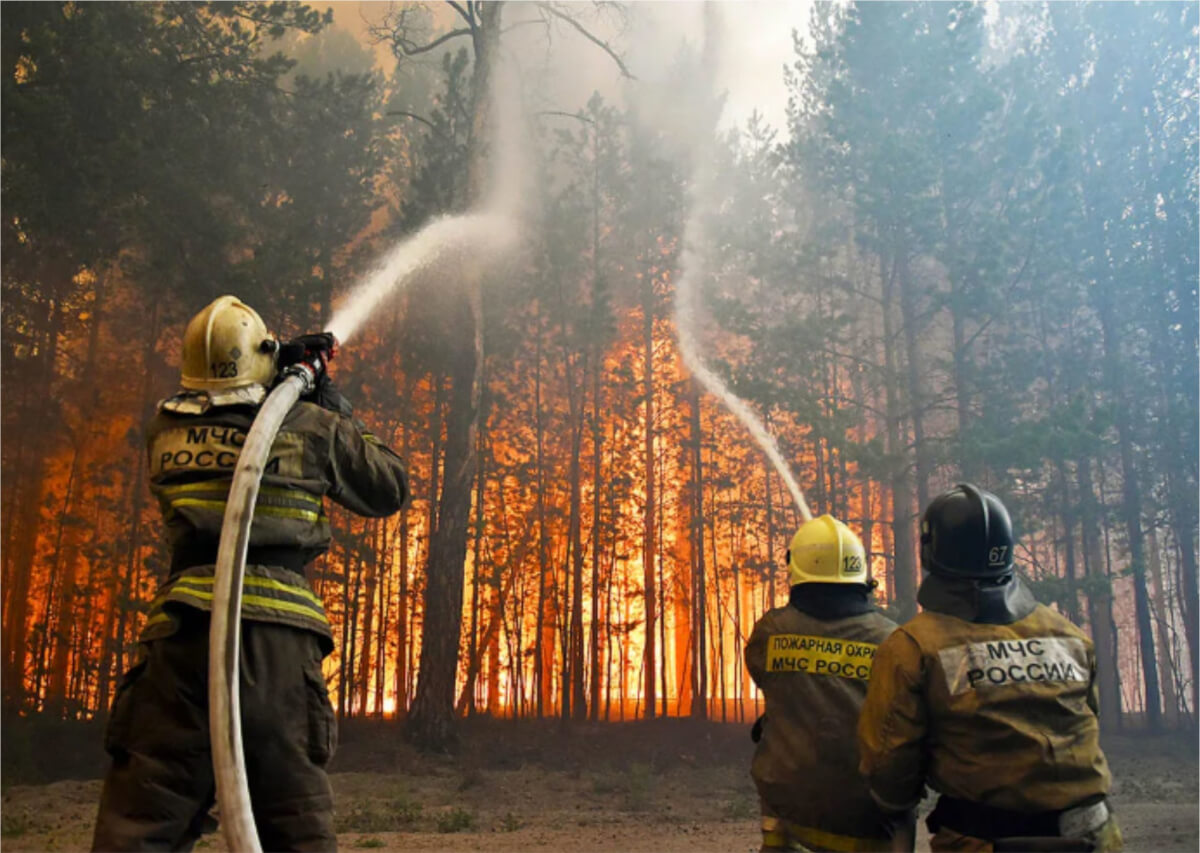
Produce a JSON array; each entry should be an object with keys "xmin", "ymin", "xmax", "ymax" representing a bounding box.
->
[{"xmin": 208, "ymin": 343, "xmax": 332, "ymax": 853}]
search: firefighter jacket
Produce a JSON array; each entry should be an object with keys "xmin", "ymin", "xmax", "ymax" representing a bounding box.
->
[
  {"xmin": 745, "ymin": 584, "xmax": 900, "ymax": 848},
  {"xmin": 139, "ymin": 391, "xmax": 408, "ymax": 653},
  {"xmin": 858, "ymin": 574, "xmax": 1112, "ymax": 816}
]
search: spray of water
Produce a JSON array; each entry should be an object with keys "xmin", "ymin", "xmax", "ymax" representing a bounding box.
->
[
  {"xmin": 328, "ymin": 213, "xmax": 517, "ymax": 344},
  {"xmin": 328, "ymin": 51, "xmax": 526, "ymax": 345},
  {"xmin": 672, "ymin": 6, "xmax": 813, "ymax": 522}
]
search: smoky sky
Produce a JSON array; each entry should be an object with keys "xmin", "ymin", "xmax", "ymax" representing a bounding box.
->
[{"xmin": 332, "ymin": 1, "xmax": 814, "ymax": 134}]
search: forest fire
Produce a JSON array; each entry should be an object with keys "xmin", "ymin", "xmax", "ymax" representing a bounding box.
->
[{"xmin": 1, "ymin": 4, "xmax": 1196, "ymax": 842}]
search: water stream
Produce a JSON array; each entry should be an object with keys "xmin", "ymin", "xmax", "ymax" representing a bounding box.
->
[{"xmin": 671, "ymin": 5, "xmax": 813, "ymax": 522}]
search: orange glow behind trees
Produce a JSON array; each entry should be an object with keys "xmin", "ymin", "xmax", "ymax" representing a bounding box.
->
[{"xmin": 3, "ymin": 1, "xmax": 1195, "ymax": 730}]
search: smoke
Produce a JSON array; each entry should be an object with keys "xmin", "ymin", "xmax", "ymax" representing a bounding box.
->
[
  {"xmin": 327, "ymin": 38, "xmax": 527, "ymax": 345},
  {"xmin": 330, "ymin": 4, "xmax": 814, "ymax": 520},
  {"xmin": 327, "ymin": 212, "xmax": 516, "ymax": 344},
  {"xmin": 670, "ymin": 5, "xmax": 813, "ymax": 521}
]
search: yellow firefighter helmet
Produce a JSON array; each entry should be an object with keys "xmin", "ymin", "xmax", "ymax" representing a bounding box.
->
[
  {"xmin": 787, "ymin": 514, "xmax": 869, "ymax": 586},
  {"xmin": 180, "ymin": 295, "xmax": 277, "ymax": 392}
]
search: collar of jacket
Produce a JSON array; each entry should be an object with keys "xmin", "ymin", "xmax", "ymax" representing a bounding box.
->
[
  {"xmin": 917, "ymin": 572, "xmax": 1038, "ymax": 624},
  {"xmin": 789, "ymin": 583, "xmax": 876, "ymax": 619},
  {"xmin": 160, "ymin": 384, "xmax": 268, "ymax": 414}
]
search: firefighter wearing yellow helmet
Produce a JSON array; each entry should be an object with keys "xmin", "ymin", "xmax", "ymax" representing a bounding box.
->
[
  {"xmin": 92, "ymin": 296, "xmax": 409, "ymax": 851},
  {"xmin": 177, "ymin": 294, "xmax": 279, "ymax": 400},
  {"xmin": 745, "ymin": 515, "xmax": 912, "ymax": 852}
]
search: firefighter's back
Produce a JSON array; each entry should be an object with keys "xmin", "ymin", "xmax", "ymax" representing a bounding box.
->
[
  {"xmin": 749, "ymin": 602, "xmax": 898, "ymax": 845},
  {"xmin": 745, "ymin": 515, "xmax": 905, "ymax": 852},
  {"xmin": 901, "ymin": 604, "xmax": 1111, "ymax": 814},
  {"xmin": 859, "ymin": 484, "xmax": 1120, "ymax": 853}
]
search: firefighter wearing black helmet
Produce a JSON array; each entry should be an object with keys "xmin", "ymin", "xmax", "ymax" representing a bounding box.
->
[{"xmin": 857, "ymin": 484, "xmax": 1122, "ymax": 852}]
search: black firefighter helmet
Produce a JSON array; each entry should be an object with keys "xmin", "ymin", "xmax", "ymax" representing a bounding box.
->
[{"xmin": 919, "ymin": 483, "xmax": 1015, "ymax": 579}]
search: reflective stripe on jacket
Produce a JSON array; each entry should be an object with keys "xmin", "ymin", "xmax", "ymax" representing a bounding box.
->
[
  {"xmin": 142, "ymin": 564, "xmax": 335, "ymax": 653},
  {"xmin": 858, "ymin": 602, "xmax": 1112, "ymax": 815},
  {"xmin": 745, "ymin": 601, "xmax": 899, "ymax": 844},
  {"xmin": 139, "ymin": 396, "xmax": 408, "ymax": 650}
]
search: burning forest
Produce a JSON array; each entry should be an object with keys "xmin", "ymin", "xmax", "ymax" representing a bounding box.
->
[{"xmin": 1, "ymin": 2, "xmax": 1198, "ymax": 849}]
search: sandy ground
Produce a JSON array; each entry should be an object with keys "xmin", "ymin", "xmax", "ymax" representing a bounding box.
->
[{"xmin": 2, "ymin": 721, "xmax": 1196, "ymax": 851}]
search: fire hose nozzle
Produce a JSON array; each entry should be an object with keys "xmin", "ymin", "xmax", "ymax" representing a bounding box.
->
[{"xmin": 277, "ymin": 332, "xmax": 338, "ymax": 394}]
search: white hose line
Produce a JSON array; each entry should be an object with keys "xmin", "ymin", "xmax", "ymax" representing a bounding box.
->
[{"xmin": 209, "ymin": 372, "xmax": 307, "ymax": 853}]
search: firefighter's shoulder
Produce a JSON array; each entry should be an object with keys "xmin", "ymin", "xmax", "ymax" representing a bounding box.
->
[
  {"xmin": 755, "ymin": 604, "xmax": 798, "ymax": 632},
  {"xmin": 889, "ymin": 610, "xmax": 951, "ymax": 654},
  {"xmin": 862, "ymin": 609, "xmax": 902, "ymax": 643}
]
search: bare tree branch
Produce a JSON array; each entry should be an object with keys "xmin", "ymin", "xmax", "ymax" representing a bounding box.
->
[
  {"xmin": 446, "ymin": 1, "xmax": 473, "ymax": 27},
  {"xmin": 368, "ymin": 4, "xmax": 473, "ymax": 60},
  {"xmin": 536, "ymin": 2, "xmax": 635, "ymax": 79},
  {"xmin": 387, "ymin": 110, "xmax": 444, "ymax": 137},
  {"xmin": 398, "ymin": 27, "xmax": 474, "ymax": 57},
  {"xmin": 538, "ymin": 109, "xmax": 593, "ymax": 123}
]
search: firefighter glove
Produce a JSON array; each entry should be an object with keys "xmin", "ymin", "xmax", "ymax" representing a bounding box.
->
[
  {"xmin": 309, "ymin": 375, "xmax": 354, "ymax": 417},
  {"xmin": 278, "ymin": 333, "xmax": 337, "ymax": 373}
]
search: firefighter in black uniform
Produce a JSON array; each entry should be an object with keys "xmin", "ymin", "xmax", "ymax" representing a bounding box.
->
[{"xmin": 92, "ymin": 295, "xmax": 409, "ymax": 852}]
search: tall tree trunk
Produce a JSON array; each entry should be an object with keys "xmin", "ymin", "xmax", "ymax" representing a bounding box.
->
[
  {"xmin": 1055, "ymin": 460, "xmax": 1082, "ymax": 625},
  {"xmin": 1078, "ymin": 456, "xmax": 1122, "ymax": 724},
  {"xmin": 764, "ymin": 415, "xmax": 777, "ymax": 607},
  {"xmin": 464, "ymin": 407, "xmax": 487, "ymax": 716},
  {"xmin": 1145, "ymin": 270, "xmax": 1199, "ymax": 718},
  {"xmin": 533, "ymin": 303, "xmax": 552, "ymax": 717},
  {"xmin": 689, "ymin": 381, "xmax": 708, "ymax": 719},
  {"xmin": 102, "ymin": 303, "xmax": 162, "ymax": 712},
  {"xmin": 405, "ymin": 0, "xmax": 501, "ymax": 747},
  {"xmin": 44, "ymin": 447, "xmax": 82, "ymax": 715},
  {"xmin": 3, "ymin": 292, "xmax": 65, "ymax": 710},
  {"xmin": 641, "ymin": 263, "xmax": 657, "ymax": 719},
  {"xmin": 456, "ymin": 398, "xmax": 490, "ymax": 716},
  {"xmin": 393, "ymin": 380, "xmax": 412, "ymax": 719},
  {"xmin": 358, "ymin": 529, "xmax": 378, "ymax": 716},
  {"xmin": 375, "ymin": 522, "xmax": 391, "ymax": 717},
  {"xmin": 880, "ymin": 253, "xmax": 917, "ymax": 617},
  {"xmin": 406, "ymin": 302, "xmax": 480, "ymax": 748},
  {"xmin": 1094, "ymin": 284, "xmax": 1161, "ymax": 729},
  {"xmin": 46, "ymin": 273, "xmax": 108, "ymax": 714},
  {"xmin": 1168, "ymin": 492, "xmax": 1199, "ymax": 719},
  {"xmin": 588, "ymin": 348, "xmax": 605, "ymax": 721},
  {"xmin": 897, "ymin": 253, "xmax": 930, "ymax": 514},
  {"xmin": 567, "ymin": 353, "xmax": 586, "ymax": 720},
  {"xmin": 1145, "ymin": 528, "xmax": 1180, "ymax": 727},
  {"xmin": 950, "ymin": 273, "xmax": 976, "ymax": 480}
]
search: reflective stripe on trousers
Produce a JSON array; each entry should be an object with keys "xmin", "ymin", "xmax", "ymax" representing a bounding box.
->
[{"xmin": 761, "ymin": 815, "xmax": 890, "ymax": 852}]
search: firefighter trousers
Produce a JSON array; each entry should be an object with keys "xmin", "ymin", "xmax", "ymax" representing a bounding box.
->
[{"xmin": 91, "ymin": 609, "xmax": 338, "ymax": 852}]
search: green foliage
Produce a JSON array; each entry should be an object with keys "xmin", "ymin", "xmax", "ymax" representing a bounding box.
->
[
  {"xmin": 0, "ymin": 811, "xmax": 30, "ymax": 837},
  {"xmin": 720, "ymin": 793, "xmax": 756, "ymax": 821},
  {"xmin": 334, "ymin": 795, "xmax": 423, "ymax": 833},
  {"xmin": 2, "ymin": 1, "xmax": 385, "ymax": 330},
  {"xmin": 435, "ymin": 807, "xmax": 475, "ymax": 834}
]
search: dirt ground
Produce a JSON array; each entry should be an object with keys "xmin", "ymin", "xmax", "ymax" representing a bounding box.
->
[{"xmin": 2, "ymin": 718, "xmax": 1196, "ymax": 851}]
